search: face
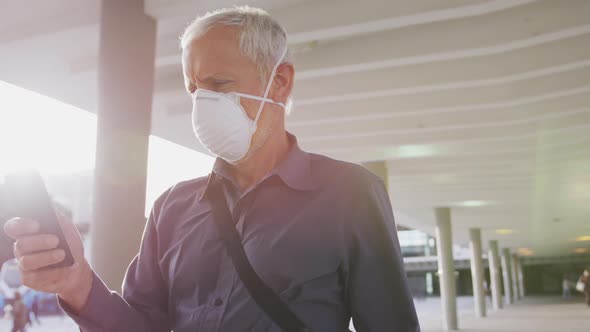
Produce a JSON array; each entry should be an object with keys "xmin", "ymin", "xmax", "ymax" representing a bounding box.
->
[{"xmin": 182, "ymin": 26, "xmax": 293, "ymax": 163}]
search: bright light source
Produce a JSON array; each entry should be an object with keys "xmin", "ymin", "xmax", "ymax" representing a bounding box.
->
[
  {"xmin": 0, "ymin": 80, "xmax": 96, "ymax": 174},
  {"xmin": 0, "ymin": 80, "xmax": 215, "ymax": 218},
  {"xmin": 395, "ymin": 145, "xmax": 437, "ymax": 158},
  {"xmin": 495, "ymin": 229, "xmax": 515, "ymax": 235},
  {"xmin": 456, "ymin": 200, "xmax": 491, "ymax": 207},
  {"xmin": 575, "ymin": 235, "xmax": 590, "ymax": 242},
  {"xmin": 385, "ymin": 144, "xmax": 438, "ymax": 159},
  {"xmin": 517, "ymin": 248, "xmax": 534, "ymax": 256},
  {"xmin": 574, "ymin": 248, "xmax": 589, "ymax": 254}
]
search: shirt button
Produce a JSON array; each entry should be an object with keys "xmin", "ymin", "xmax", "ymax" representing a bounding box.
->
[{"xmin": 214, "ymin": 298, "xmax": 224, "ymax": 306}]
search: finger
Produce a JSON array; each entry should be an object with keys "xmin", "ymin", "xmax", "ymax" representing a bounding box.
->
[
  {"xmin": 19, "ymin": 249, "xmax": 65, "ymax": 272},
  {"xmin": 4, "ymin": 218, "xmax": 40, "ymax": 239},
  {"xmin": 21, "ymin": 264, "xmax": 73, "ymax": 292},
  {"xmin": 14, "ymin": 234, "xmax": 60, "ymax": 256}
]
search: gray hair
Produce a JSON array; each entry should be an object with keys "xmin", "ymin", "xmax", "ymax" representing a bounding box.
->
[{"xmin": 180, "ymin": 6, "xmax": 294, "ymax": 112}]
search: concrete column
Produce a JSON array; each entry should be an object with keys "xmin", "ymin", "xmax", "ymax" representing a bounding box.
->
[
  {"xmin": 91, "ymin": 0, "xmax": 157, "ymax": 291},
  {"xmin": 362, "ymin": 161, "xmax": 388, "ymax": 191},
  {"xmin": 469, "ymin": 228, "xmax": 486, "ymax": 318},
  {"xmin": 488, "ymin": 240, "xmax": 503, "ymax": 310},
  {"xmin": 517, "ymin": 258, "xmax": 525, "ymax": 298},
  {"xmin": 435, "ymin": 207, "xmax": 458, "ymax": 330},
  {"xmin": 500, "ymin": 248, "xmax": 514, "ymax": 305},
  {"xmin": 511, "ymin": 253, "xmax": 521, "ymax": 301}
]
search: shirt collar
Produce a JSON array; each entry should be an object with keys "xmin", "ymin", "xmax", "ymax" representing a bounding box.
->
[{"xmin": 199, "ymin": 133, "xmax": 316, "ymax": 201}]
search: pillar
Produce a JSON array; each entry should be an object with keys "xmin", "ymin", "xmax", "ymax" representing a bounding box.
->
[
  {"xmin": 469, "ymin": 228, "xmax": 486, "ymax": 318},
  {"xmin": 488, "ymin": 240, "xmax": 503, "ymax": 310},
  {"xmin": 500, "ymin": 248, "xmax": 514, "ymax": 305},
  {"xmin": 91, "ymin": 0, "xmax": 157, "ymax": 291},
  {"xmin": 517, "ymin": 258, "xmax": 525, "ymax": 298},
  {"xmin": 362, "ymin": 161, "xmax": 388, "ymax": 191},
  {"xmin": 511, "ymin": 253, "xmax": 521, "ymax": 301},
  {"xmin": 435, "ymin": 207, "xmax": 458, "ymax": 330}
]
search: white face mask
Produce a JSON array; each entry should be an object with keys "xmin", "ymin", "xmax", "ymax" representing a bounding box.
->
[{"xmin": 191, "ymin": 46, "xmax": 288, "ymax": 163}]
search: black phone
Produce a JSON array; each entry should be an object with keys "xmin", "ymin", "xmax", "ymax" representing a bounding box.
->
[{"xmin": 1, "ymin": 170, "xmax": 75, "ymax": 268}]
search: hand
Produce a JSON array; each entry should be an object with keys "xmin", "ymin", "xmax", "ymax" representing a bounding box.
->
[{"xmin": 4, "ymin": 211, "xmax": 93, "ymax": 312}]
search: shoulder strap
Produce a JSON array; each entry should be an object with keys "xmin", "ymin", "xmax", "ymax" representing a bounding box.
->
[{"xmin": 205, "ymin": 174, "xmax": 311, "ymax": 332}]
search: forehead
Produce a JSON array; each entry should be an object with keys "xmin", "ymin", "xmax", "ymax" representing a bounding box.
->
[{"xmin": 182, "ymin": 26, "xmax": 256, "ymax": 77}]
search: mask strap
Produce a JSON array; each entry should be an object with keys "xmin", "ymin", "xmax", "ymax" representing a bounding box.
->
[
  {"xmin": 254, "ymin": 45, "xmax": 289, "ymax": 124},
  {"xmin": 233, "ymin": 93, "xmax": 286, "ymax": 109}
]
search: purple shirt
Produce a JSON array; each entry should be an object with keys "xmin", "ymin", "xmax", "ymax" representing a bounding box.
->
[{"xmin": 61, "ymin": 135, "xmax": 419, "ymax": 332}]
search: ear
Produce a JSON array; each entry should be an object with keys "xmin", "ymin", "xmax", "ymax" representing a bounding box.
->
[{"xmin": 271, "ymin": 62, "xmax": 295, "ymax": 104}]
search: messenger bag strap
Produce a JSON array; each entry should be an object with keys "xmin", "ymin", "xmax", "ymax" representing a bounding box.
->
[{"xmin": 205, "ymin": 173, "xmax": 310, "ymax": 332}]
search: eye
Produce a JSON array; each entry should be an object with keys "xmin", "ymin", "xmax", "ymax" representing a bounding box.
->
[
  {"xmin": 214, "ymin": 80, "xmax": 231, "ymax": 86},
  {"xmin": 209, "ymin": 80, "xmax": 232, "ymax": 93}
]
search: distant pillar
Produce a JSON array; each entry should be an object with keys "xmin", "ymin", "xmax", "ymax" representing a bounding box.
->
[
  {"xmin": 511, "ymin": 254, "xmax": 521, "ymax": 301},
  {"xmin": 362, "ymin": 161, "xmax": 388, "ymax": 191},
  {"xmin": 469, "ymin": 228, "xmax": 486, "ymax": 318},
  {"xmin": 91, "ymin": 0, "xmax": 157, "ymax": 291},
  {"xmin": 488, "ymin": 240, "xmax": 503, "ymax": 310},
  {"xmin": 435, "ymin": 207, "xmax": 458, "ymax": 330},
  {"xmin": 501, "ymin": 248, "xmax": 514, "ymax": 305},
  {"xmin": 517, "ymin": 258, "xmax": 525, "ymax": 298}
]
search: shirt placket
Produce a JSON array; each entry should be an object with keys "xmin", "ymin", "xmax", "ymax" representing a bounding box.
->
[
  {"xmin": 201, "ymin": 188, "xmax": 252, "ymax": 331},
  {"xmin": 200, "ymin": 252, "xmax": 236, "ymax": 331}
]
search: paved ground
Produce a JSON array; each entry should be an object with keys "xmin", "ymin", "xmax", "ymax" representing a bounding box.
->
[
  {"xmin": 0, "ymin": 315, "xmax": 78, "ymax": 331},
  {"xmin": 415, "ymin": 296, "xmax": 590, "ymax": 332},
  {"xmin": 0, "ymin": 296, "xmax": 587, "ymax": 331}
]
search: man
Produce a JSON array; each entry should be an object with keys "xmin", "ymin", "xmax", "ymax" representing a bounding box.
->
[
  {"xmin": 3, "ymin": 7, "xmax": 419, "ymax": 332},
  {"xmin": 11, "ymin": 292, "xmax": 28, "ymax": 332},
  {"xmin": 582, "ymin": 269, "xmax": 590, "ymax": 306},
  {"xmin": 30, "ymin": 293, "xmax": 40, "ymax": 325},
  {"xmin": 562, "ymin": 275, "xmax": 571, "ymax": 300}
]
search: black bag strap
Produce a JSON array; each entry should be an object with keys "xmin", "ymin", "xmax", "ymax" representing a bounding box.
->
[{"xmin": 205, "ymin": 174, "xmax": 311, "ymax": 332}]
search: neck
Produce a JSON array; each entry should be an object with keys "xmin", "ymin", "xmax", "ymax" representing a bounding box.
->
[{"xmin": 229, "ymin": 130, "xmax": 290, "ymax": 191}]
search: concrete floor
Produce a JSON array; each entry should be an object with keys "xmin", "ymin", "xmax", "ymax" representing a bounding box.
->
[
  {"xmin": 415, "ymin": 296, "xmax": 590, "ymax": 332},
  {"xmin": 0, "ymin": 315, "xmax": 78, "ymax": 331},
  {"xmin": 0, "ymin": 296, "xmax": 587, "ymax": 331}
]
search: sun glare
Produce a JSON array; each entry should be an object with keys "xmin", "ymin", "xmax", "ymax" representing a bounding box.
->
[
  {"xmin": 0, "ymin": 80, "xmax": 215, "ymax": 216},
  {"xmin": 0, "ymin": 81, "xmax": 96, "ymax": 174}
]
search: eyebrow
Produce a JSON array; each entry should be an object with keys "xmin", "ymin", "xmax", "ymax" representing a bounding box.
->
[{"xmin": 195, "ymin": 72, "xmax": 235, "ymax": 82}]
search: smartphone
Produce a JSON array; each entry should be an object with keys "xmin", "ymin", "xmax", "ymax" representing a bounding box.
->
[{"xmin": 1, "ymin": 170, "xmax": 75, "ymax": 268}]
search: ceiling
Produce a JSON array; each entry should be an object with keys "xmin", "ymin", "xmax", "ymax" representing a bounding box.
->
[{"xmin": 0, "ymin": 0, "xmax": 589, "ymax": 256}]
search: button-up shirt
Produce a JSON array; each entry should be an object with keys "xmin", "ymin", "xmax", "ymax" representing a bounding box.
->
[{"xmin": 62, "ymin": 135, "xmax": 419, "ymax": 332}]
